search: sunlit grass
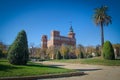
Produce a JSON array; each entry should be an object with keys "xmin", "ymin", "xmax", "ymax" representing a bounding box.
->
[
  {"xmin": 52, "ymin": 58, "xmax": 120, "ymax": 66},
  {"xmin": 0, "ymin": 59, "xmax": 72, "ymax": 77}
]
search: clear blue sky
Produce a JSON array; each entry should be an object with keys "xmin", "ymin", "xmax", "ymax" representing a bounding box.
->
[{"xmin": 0, "ymin": 0, "xmax": 120, "ymax": 47}]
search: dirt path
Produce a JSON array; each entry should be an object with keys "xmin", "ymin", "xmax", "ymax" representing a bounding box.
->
[{"xmin": 37, "ymin": 61, "xmax": 120, "ymax": 80}]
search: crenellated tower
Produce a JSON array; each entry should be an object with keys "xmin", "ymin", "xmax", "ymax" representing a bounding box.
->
[{"xmin": 41, "ymin": 35, "xmax": 47, "ymax": 49}]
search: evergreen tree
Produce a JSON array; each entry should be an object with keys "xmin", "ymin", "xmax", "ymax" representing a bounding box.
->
[
  {"xmin": 7, "ymin": 30, "xmax": 29, "ymax": 65},
  {"xmin": 103, "ymin": 41, "xmax": 115, "ymax": 60}
]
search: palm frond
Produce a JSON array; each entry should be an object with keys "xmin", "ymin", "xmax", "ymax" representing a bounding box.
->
[{"xmin": 93, "ymin": 5, "xmax": 111, "ymax": 26}]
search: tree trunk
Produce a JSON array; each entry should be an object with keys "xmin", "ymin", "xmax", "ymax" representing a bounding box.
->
[
  {"xmin": 100, "ymin": 23, "xmax": 104, "ymax": 47},
  {"xmin": 100, "ymin": 23, "xmax": 104, "ymax": 58}
]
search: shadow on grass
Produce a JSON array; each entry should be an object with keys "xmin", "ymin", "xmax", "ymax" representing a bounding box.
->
[
  {"xmin": 75, "ymin": 68, "xmax": 102, "ymax": 72},
  {"xmin": 46, "ymin": 64, "xmax": 64, "ymax": 67},
  {"xmin": 0, "ymin": 64, "xmax": 22, "ymax": 71},
  {"xmin": 0, "ymin": 60, "xmax": 8, "ymax": 62},
  {"xmin": 26, "ymin": 63, "xmax": 65, "ymax": 69},
  {"xmin": 0, "ymin": 61, "xmax": 65, "ymax": 72}
]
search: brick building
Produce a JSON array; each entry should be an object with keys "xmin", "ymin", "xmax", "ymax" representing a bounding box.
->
[{"xmin": 41, "ymin": 26, "xmax": 76, "ymax": 49}]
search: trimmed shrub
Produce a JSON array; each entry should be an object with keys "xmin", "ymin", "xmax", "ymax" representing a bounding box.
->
[
  {"xmin": 103, "ymin": 41, "xmax": 115, "ymax": 60},
  {"xmin": 7, "ymin": 30, "xmax": 29, "ymax": 65}
]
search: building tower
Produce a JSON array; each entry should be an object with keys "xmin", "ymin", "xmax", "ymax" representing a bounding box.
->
[
  {"xmin": 41, "ymin": 35, "xmax": 47, "ymax": 49},
  {"xmin": 51, "ymin": 30, "xmax": 60, "ymax": 37},
  {"xmin": 68, "ymin": 26, "xmax": 75, "ymax": 39}
]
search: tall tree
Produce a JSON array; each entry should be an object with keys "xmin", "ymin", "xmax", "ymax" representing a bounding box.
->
[
  {"xmin": 7, "ymin": 30, "xmax": 29, "ymax": 65},
  {"xmin": 93, "ymin": 6, "xmax": 112, "ymax": 47}
]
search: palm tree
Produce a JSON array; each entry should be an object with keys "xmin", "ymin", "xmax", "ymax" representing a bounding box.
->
[{"xmin": 93, "ymin": 6, "xmax": 112, "ymax": 47}]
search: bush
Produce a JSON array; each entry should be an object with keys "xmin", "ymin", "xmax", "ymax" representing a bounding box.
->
[
  {"xmin": 103, "ymin": 41, "xmax": 115, "ymax": 60},
  {"xmin": 87, "ymin": 54, "xmax": 93, "ymax": 58},
  {"xmin": 69, "ymin": 52, "xmax": 77, "ymax": 59},
  {"xmin": 0, "ymin": 49, "xmax": 3, "ymax": 58},
  {"xmin": 0, "ymin": 49, "xmax": 6, "ymax": 58},
  {"xmin": 79, "ymin": 52, "xmax": 84, "ymax": 58},
  {"xmin": 7, "ymin": 30, "xmax": 29, "ymax": 65},
  {"xmin": 95, "ymin": 52, "xmax": 101, "ymax": 57},
  {"xmin": 56, "ymin": 51, "xmax": 62, "ymax": 59}
]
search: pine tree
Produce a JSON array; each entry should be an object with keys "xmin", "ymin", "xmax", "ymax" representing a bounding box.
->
[{"xmin": 7, "ymin": 30, "xmax": 29, "ymax": 65}]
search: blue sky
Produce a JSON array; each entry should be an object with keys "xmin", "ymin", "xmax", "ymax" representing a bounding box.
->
[{"xmin": 0, "ymin": 0, "xmax": 120, "ymax": 47}]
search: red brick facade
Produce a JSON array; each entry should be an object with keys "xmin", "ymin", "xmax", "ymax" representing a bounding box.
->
[
  {"xmin": 41, "ymin": 35, "xmax": 47, "ymax": 48},
  {"xmin": 41, "ymin": 27, "xmax": 76, "ymax": 48}
]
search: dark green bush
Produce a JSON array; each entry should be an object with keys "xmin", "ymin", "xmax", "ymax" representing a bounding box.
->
[
  {"xmin": 0, "ymin": 49, "xmax": 3, "ymax": 58},
  {"xmin": 79, "ymin": 52, "xmax": 84, "ymax": 58},
  {"xmin": 103, "ymin": 41, "xmax": 115, "ymax": 60},
  {"xmin": 87, "ymin": 54, "xmax": 93, "ymax": 58},
  {"xmin": 7, "ymin": 30, "xmax": 29, "ymax": 65},
  {"xmin": 95, "ymin": 52, "xmax": 101, "ymax": 57},
  {"xmin": 56, "ymin": 51, "xmax": 62, "ymax": 59}
]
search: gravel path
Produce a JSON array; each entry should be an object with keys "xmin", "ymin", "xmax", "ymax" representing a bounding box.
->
[{"xmin": 37, "ymin": 61, "xmax": 120, "ymax": 80}]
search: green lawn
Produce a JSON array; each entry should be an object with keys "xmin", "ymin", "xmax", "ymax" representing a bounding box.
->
[
  {"xmin": 52, "ymin": 58, "xmax": 120, "ymax": 66},
  {"xmin": 0, "ymin": 59, "xmax": 72, "ymax": 78}
]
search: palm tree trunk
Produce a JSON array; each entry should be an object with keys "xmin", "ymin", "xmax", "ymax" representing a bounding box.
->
[
  {"xmin": 100, "ymin": 23, "xmax": 104, "ymax": 58},
  {"xmin": 100, "ymin": 23, "xmax": 104, "ymax": 47}
]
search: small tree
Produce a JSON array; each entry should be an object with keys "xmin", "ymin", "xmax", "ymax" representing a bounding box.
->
[
  {"xmin": 46, "ymin": 46, "xmax": 57, "ymax": 59},
  {"xmin": 103, "ymin": 41, "xmax": 115, "ymax": 60},
  {"xmin": 0, "ymin": 42, "xmax": 8, "ymax": 58},
  {"xmin": 75, "ymin": 48, "xmax": 80, "ymax": 59},
  {"xmin": 95, "ymin": 45, "xmax": 101, "ymax": 56},
  {"xmin": 60, "ymin": 44, "xmax": 68, "ymax": 59},
  {"xmin": 7, "ymin": 30, "xmax": 29, "ymax": 65}
]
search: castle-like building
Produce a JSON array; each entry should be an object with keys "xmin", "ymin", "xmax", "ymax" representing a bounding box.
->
[{"xmin": 41, "ymin": 26, "xmax": 76, "ymax": 48}]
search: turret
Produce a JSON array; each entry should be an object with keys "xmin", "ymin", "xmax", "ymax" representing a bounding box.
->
[{"xmin": 68, "ymin": 26, "xmax": 75, "ymax": 39}]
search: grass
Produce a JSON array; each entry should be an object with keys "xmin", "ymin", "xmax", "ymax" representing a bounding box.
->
[
  {"xmin": 52, "ymin": 57, "xmax": 120, "ymax": 66},
  {"xmin": 0, "ymin": 59, "xmax": 73, "ymax": 78}
]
